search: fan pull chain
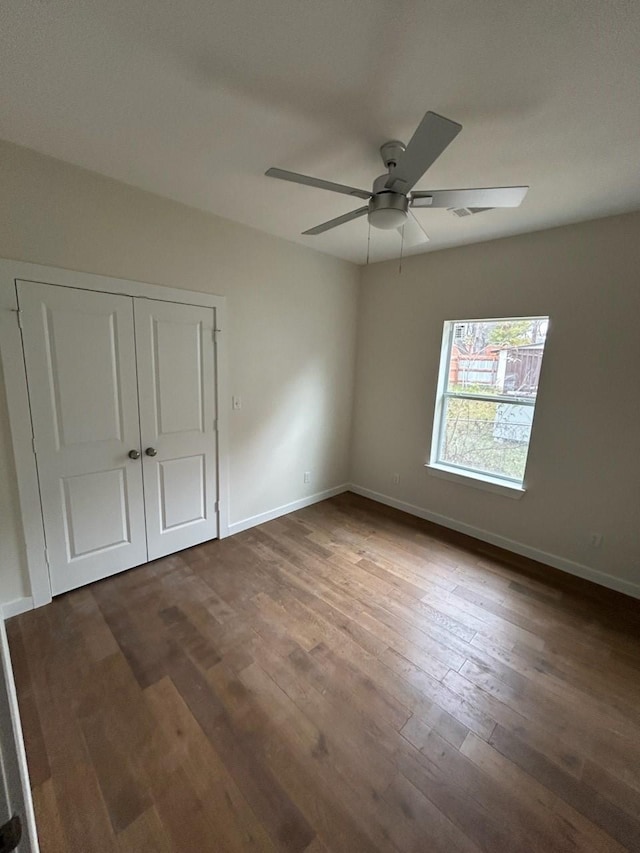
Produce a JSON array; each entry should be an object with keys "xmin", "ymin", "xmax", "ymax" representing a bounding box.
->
[
  {"xmin": 366, "ymin": 218, "xmax": 371, "ymax": 265},
  {"xmin": 399, "ymin": 224, "xmax": 405, "ymax": 274}
]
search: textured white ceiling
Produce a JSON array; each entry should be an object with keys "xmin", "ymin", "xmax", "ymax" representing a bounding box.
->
[{"xmin": 1, "ymin": 1, "xmax": 639, "ymax": 264}]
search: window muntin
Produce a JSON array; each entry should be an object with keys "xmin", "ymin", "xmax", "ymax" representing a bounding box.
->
[{"xmin": 432, "ymin": 317, "xmax": 549, "ymax": 485}]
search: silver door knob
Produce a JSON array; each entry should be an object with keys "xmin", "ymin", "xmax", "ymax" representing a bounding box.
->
[
  {"xmin": 128, "ymin": 449, "xmax": 141, "ymax": 459},
  {"xmin": 145, "ymin": 447, "xmax": 157, "ymax": 457}
]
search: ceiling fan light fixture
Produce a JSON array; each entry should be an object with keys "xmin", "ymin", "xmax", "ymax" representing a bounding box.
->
[
  {"xmin": 368, "ymin": 192, "xmax": 409, "ymax": 230},
  {"xmin": 369, "ymin": 206, "xmax": 408, "ymax": 230}
]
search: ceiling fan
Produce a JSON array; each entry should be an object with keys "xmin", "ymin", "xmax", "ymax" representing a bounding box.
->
[{"xmin": 265, "ymin": 110, "xmax": 528, "ymax": 245}]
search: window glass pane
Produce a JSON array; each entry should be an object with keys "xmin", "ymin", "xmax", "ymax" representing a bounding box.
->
[
  {"xmin": 448, "ymin": 319, "xmax": 548, "ymax": 397},
  {"xmin": 439, "ymin": 398, "xmax": 534, "ymax": 481}
]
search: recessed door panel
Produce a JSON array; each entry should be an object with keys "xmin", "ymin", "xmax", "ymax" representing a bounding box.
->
[
  {"xmin": 135, "ymin": 299, "xmax": 218, "ymax": 559},
  {"xmin": 62, "ymin": 468, "xmax": 130, "ymax": 559},
  {"xmin": 159, "ymin": 455, "xmax": 205, "ymax": 531},
  {"xmin": 18, "ymin": 281, "xmax": 148, "ymax": 595},
  {"xmin": 154, "ymin": 319, "xmax": 205, "ymax": 435},
  {"xmin": 43, "ymin": 303, "xmax": 125, "ymax": 448}
]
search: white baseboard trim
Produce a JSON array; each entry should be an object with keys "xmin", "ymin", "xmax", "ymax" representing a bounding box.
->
[
  {"xmin": 348, "ymin": 484, "xmax": 640, "ymax": 601},
  {"xmin": 2, "ymin": 596, "xmax": 34, "ymax": 620},
  {"xmin": 228, "ymin": 484, "xmax": 350, "ymax": 536}
]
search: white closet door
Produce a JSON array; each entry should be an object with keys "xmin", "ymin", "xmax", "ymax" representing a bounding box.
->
[
  {"xmin": 17, "ymin": 282, "xmax": 148, "ymax": 595},
  {"xmin": 134, "ymin": 298, "xmax": 218, "ymax": 560}
]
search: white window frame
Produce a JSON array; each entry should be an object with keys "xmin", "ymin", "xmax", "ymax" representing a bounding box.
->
[{"xmin": 426, "ymin": 316, "xmax": 549, "ymax": 498}]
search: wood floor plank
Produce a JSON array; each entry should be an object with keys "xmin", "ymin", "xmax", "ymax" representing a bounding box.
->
[
  {"xmin": 301, "ymin": 840, "xmax": 329, "ymax": 853},
  {"xmin": 7, "ymin": 492, "xmax": 640, "ymax": 853},
  {"xmin": 460, "ymin": 732, "xmax": 628, "ymax": 853},
  {"xmin": 4, "ymin": 620, "xmax": 50, "ymax": 787},
  {"xmin": 144, "ymin": 676, "xmax": 279, "ymax": 852},
  {"xmin": 381, "ymin": 771, "xmax": 482, "ymax": 853},
  {"xmin": 207, "ymin": 660, "xmax": 387, "ymax": 853},
  {"xmin": 30, "ymin": 780, "xmax": 66, "ymax": 853},
  {"xmin": 488, "ymin": 725, "xmax": 640, "ymax": 850},
  {"xmin": 235, "ymin": 661, "xmax": 400, "ymax": 851},
  {"xmin": 452, "ymin": 659, "xmax": 640, "ymax": 784},
  {"xmin": 80, "ymin": 699, "xmax": 153, "ymax": 833},
  {"xmin": 116, "ymin": 807, "xmax": 176, "ymax": 853},
  {"xmin": 397, "ymin": 726, "xmax": 535, "ymax": 852},
  {"xmin": 582, "ymin": 759, "xmax": 640, "ymax": 820},
  {"xmin": 173, "ymin": 653, "xmax": 315, "ymax": 852},
  {"xmin": 17, "ymin": 605, "xmax": 119, "ymax": 853},
  {"xmin": 241, "ymin": 640, "xmax": 398, "ymax": 793}
]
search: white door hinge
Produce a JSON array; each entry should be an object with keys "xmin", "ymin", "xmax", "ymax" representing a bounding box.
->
[
  {"xmin": 16, "ymin": 309, "xmax": 23, "ymax": 331},
  {"xmin": 213, "ymin": 418, "xmax": 218, "ymax": 432},
  {"xmin": 31, "ymin": 435, "xmax": 37, "ymax": 455},
  {"xmin": 44, "ymin": 548, "xmax": 50, "ymax": 568},
  {"xmin": 214, "ymin": 500, "xmax": 219, "ymax": 513}
]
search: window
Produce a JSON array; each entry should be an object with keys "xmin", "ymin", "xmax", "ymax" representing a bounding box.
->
[{"xmin": 429, "ymin": 316, "xmax": 549, "ymax": 488}]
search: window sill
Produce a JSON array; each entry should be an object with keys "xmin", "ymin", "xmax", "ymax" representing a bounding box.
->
[{"xmin": 425, "ymin": 463, "xmax": 526, "ymax": 499}]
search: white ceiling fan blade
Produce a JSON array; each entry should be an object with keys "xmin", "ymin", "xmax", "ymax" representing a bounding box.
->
[
  {"xmin": 302, "ymin": 206, "xmax": 369, "ymax": 235},
  {"xmin": 399, "ymin": 212, "xmax": 430, "ymax": 246},
  {"xmin": 266, "ymin": 167, "xmax": 371, "ymax": 200},
  {"xmin": 385, "ymin": 111, "xmax": 462, "ymax": 194},
  {"xmin": 411, "ymin": 186, "xmax": 529, "ymax": 209}
]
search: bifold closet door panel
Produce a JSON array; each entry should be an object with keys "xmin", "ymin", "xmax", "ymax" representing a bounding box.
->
[
  {"xmin": 134, "ymin": 298, "xmax": 218, "ymax": 560},
  {"xmin": 17, "ymin": 281, "xmax": 148, "ymax": 595}
]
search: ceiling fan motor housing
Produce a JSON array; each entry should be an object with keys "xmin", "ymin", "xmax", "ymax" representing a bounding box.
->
[{"xmin": 368, "ymin": 191, "xmax": 409, "ymax": 229}]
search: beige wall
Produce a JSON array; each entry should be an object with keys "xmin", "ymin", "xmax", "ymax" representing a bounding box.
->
[
  {"xmin": 351, "ymin": 212, "xmax": 640, "ymax": 595},
  {"xmin": 0, "ymin": 140, "xmax": 359, "ymax": 606}
]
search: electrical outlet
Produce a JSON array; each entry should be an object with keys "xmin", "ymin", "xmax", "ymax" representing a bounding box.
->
[
  {"xmin": 304, "ymin": 471, "xmax": 311, "ymax": 484},
  {"xmin": 392, "ymin": 473, "xmax": 400, "ymax": 484},
  {"xmin": 589, "ymin": 533, "xmax": 603, "ymax": 548},
  {"xmin": 232, "ymin": 396, "xmax": 242, "ymax": 410}
]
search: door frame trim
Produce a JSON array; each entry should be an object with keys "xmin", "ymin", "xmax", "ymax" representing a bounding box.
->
[
  {"xmin": 0, "ymin": 618, "xmax": 40, "ymax": 852},
  {"xmin": 0, "ymin": 258, "xmax": 229, "ymax": 609}
]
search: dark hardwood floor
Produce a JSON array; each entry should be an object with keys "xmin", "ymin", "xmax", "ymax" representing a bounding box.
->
[{"xmin": 7, "ymin": 493, "xmax": 640, "ymax": 852}]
